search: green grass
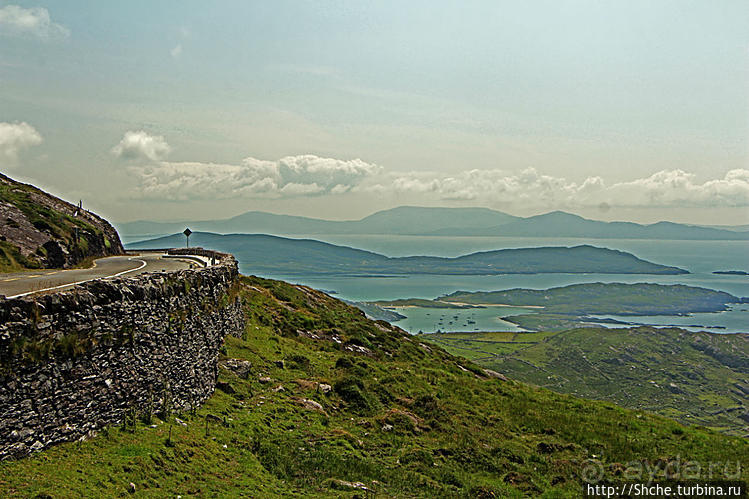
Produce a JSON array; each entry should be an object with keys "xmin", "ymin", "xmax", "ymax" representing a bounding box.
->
[
  {"xmin": 0, "ymin": 240, "xmax": 43, "ymax": 272},
  {"xmin": 1, "ymin": 276, "xmax": 747, "ymax": 497},
  {"xmin": 0, "ymin": 181, "xmax": 101, "ymax": 240},
  {"xmin": 422, "ymin": 331, "xmax": 559, "ymax": 362},
  {"xmin": 424, "ymin": 327, "xmax": 749, "ymax": 436},
  {"xmin": 501, "ymin": 313, "xmax": 600, "ymax": 332}
]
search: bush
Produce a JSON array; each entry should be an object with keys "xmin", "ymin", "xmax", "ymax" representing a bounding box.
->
[
  {"xmin": 413, "ymin": 394, "xmax": 442, "ymax": 420},
  {"xmin": 333, "ymin": 376, "xmax": 380, "ymax": 414},
  {"xmin": 286, "ymin": 354, "xmax": 310, "ymax": 371}
]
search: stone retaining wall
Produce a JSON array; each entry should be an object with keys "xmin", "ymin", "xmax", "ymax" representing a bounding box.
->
[{"xmin": 0, "ymin": 249, "xmax": 245, "ymax": 459}]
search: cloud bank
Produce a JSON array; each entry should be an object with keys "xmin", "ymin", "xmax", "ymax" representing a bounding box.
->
[
  {"xmin": 603, "ymin": 169, "xmax": 749, "ymax": 208},
  {"xmin": 112, "ymin": 131, "xmax": 171, "ymax": 162},
  {"xmin": 131, "ymin": 156, "xmax": 380, "ymax": 200},
  {"xmin": 0, "ymin": 5, "xmax": 70, "ymax": 39},
  {"xmin": 118, "ymin": 131, "xmax": 749, "ymax": 208},
  {"xmin": 384, "ymin": 167, "xmax": 749, "ymax": 208},
  {"xmin": 116, "ymin": 130, "xmax": 381, "ymax": 200},
  {"xmin": 0, "ymin": 122, "xmax": 43, "ymax": 166}
]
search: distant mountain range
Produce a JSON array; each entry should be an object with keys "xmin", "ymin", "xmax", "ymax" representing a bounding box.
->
[
  {"xmin": 696, "ymin": 223, "xmax": 749, "ymax": 232},
  {"xmin": 127, "ymin": 232, "xmax": 688, "ymax": 276},
  {"xmin": 117, "ymin": 206, "xmax": 749, "ymax": 241}
]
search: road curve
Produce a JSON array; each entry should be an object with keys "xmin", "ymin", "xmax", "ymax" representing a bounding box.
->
[{"xmin": 0, "ymin": 252, "xmax": 197, "ymax": 299}]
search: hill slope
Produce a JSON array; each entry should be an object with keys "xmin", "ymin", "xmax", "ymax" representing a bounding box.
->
[
  {"xmin": 0, "ymin": 173, "xmax": 124, "ymax": 271},
  {"xmin": 1, "ymin": 276, "xmax": 746, "ymax": 497},
  {"xmin": 128, "ymin": 232, "xmax": 688, "ymax": 276},
  {"xmin": 424, "ymin": 327, "xmax": 749, "ymax": 436}
]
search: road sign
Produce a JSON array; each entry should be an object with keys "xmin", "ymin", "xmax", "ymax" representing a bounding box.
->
[{"xmin": 183, "ymin": 228, "xmax": 192, "ymax": 248}]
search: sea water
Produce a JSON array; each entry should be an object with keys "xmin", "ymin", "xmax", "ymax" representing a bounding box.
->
[{"xmin": 243, "ymin": 235, "xmax": 749, "ymax": 334}]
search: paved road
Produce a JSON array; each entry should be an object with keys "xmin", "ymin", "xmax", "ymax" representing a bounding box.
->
[{"xmin": 0, "ymin": 252, "xmax": 197, "ymax": 299}]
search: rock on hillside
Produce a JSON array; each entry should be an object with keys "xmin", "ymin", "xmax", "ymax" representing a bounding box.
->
[{"xmin": 0, "ymin": 173, "xmax": 124, "ymax": 270}]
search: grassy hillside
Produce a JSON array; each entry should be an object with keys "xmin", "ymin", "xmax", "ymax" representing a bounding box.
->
[
  {"xmin": 0, "ymin": 173, "xmax": 124, "ymax": 271},
  {"xmin": 423, "ymin": 328, "xmax": 749, "ymax": 436},
  {"xmin": 1, "ymin": 277, "xmax": 747, "ymax": 497},
  {"xmin": 129, "ymin": 233, "xmax": 688, "ymax": 276}
]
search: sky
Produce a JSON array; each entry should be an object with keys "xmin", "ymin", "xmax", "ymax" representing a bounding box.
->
[{"xmin": 1, "ymin": 0, "xmax": 748, "ymax": 225}]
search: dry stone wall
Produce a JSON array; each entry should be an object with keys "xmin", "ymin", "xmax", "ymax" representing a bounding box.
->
[{"xmin": 0, "ymin": 250, "xmax": 245, "ymax": 459}]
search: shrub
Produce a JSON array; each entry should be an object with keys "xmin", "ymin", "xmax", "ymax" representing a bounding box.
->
[{"xmin": 333, "ymin": 376, "xmax": 380, "ymax": 414}]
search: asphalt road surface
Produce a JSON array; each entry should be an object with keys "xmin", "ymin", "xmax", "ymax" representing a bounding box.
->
[{"xmin": 0, "ymin": 252, "xmax": 197, "ymax": 299}]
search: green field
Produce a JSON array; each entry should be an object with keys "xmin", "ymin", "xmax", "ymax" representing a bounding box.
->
[
  {"xmin": 423, "ymin": 331, "xmax": 560, "ymax": 361},
  {"xmin": 423, "ymin": 327, "xmax": 749, "ymax": 436},
  {"xmin": 2, "ymin": 277, "xmax": 747, "ymax": 497}
]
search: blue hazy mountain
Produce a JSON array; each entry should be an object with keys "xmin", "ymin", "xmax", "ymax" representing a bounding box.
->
[
  {"xmin": 128, "ymin": 232, "xmax": 688, "ymax": 276},
  {"xmin": 117, "ymin": 206, "xmax": 749, "ymax": 241},
  {"xmin": 428, "ymin": 211, "xmax": 749, "ymax": 240},
  {"xmin": 117, "ymin": 206, "xmax": 518, "ymax": 239}
]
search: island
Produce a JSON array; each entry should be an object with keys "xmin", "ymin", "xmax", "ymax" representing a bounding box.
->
[
  {"xmin": 377, "ymin": 282, "xmax": 746, "ymax": 332},
  {"xmin": 439, "ymin": 282, "xmax": 741, "ymax": 316},
  {"xmin": 130, "ymin": 233, "xmax": 690, "ymax": 276}
]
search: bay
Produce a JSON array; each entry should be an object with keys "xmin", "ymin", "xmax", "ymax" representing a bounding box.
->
[
  {"xmin": 243, "ymin": 235, "xmax": 749, "ymax": 334},
  {"xmin": 588, "ymin": 306, "xmax": 749, "ymax": 335},
  {"xmin": 387, "ymin": 306, "xmax": 534, "ymax": 334}
]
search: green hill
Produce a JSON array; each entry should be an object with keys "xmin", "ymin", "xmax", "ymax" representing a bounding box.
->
[
  {"xmin": 128, "ymin": 232, "xmax": 688, "ymax": 276},
  {"xmin": 424, "ymin": 327, "xmax": 749, "ymax": 436},
  {"xmin": 1, "ymin": 277, "xmax": 746, "ymax": 497},
  {"xmin": 0, "ymin": 173, "xmax": 124, "ymax": 271},
  {"xmin": 441, "ymin": 282, "xmax": 742, "ymax": 315}
]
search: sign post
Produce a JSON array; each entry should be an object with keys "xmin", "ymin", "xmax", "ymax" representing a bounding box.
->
[{"xmin": 183, "ymin": 228, "xmax": 192, "ymax": 248}]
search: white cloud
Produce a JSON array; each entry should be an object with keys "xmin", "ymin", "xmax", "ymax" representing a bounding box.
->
[
  {"xmin": 382, "ymin": 167, "xmax": 749, "ymax": 208},
  {"xmin": 170, "ymin": 43, "xmax": 182, "ymax": 58},
  {"xmin": 603, "ymin": 169, "xmax": 749, "ymax": 207},
  {"xmin": 119, "ymin": 130, "xmax": 748, "ymax": 208},
  {"xmin": 0, "ymin": 5, "xmax": 70, "ymax": 39},
  {"xmin": 0, "ymin": 121, "xmax": 42, "ymax": 166},
  {"xmin": 111, "ymin": 131, "xmax": 171, "ymax": 162},
  {"xmin": 383, "ymin": 168, "xmax": 578, "ymax": 203},
  {"xmin": 129, "ymin": 155, "xmax": 381, "ymax": 200}
]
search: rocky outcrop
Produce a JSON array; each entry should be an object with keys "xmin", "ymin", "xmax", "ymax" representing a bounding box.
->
[
  {"xmin": 0, "ymin": 250, "xmax": 244, "ymax": 460},
  {"xmin": 0, "ymin": 172, "xmax": 124, "ymax": 269}
]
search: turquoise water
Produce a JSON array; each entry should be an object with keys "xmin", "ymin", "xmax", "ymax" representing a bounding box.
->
[
  {"xmin": 242, "ymin": 236, "xmax": 749, "ymax": 334},
  {"xmin": 588, "ymin": 305, "xmax": 749, "ymax": 335},
  {"xmin": 287, "ymin": 235, "xmax": 749, "ymax": 272},
  {"xmin": 388, "ymin": 306, "xmax": 534, "ymax": 334},
  {"xmin": 259, "ymin": 271, "xmax": 749, "ymax": 301}
]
